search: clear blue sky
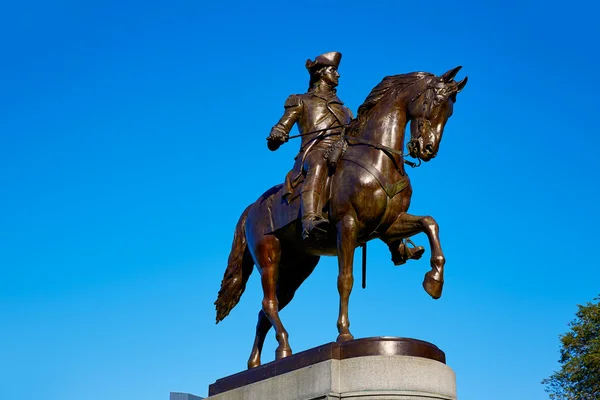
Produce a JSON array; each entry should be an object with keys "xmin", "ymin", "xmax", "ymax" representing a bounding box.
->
[{"xmin": 1, "ymin": 1, "xmax": 598, "ymax": 399}]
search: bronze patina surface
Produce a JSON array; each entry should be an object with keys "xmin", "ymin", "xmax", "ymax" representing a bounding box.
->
[
  {"xmin": 208, "ymin": 337, "xmax": 446, "ymax": 396},
  {"xmin": 215, "ymin": 52, "xmax": 467, "ymax": 369}
]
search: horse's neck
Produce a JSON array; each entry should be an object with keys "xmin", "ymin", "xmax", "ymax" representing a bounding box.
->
[{"xmin": 355, "ymin": 105, "xmax": 408, "ymax": 175}]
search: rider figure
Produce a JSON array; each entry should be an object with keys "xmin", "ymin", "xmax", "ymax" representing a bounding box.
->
[{"xmin": 267, "ymin": 52, "xmax": 353, "ymax": 241}]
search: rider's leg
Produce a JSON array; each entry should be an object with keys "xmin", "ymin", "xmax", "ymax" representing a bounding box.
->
[{"xmin": 301, "ymin": 151, "xmax": 329, "ymax": 240}]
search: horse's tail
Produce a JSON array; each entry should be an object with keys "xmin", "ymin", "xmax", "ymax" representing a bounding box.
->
[{"xmin": 215, "ymin": 204, "xmax": 254, "ymax": 323}]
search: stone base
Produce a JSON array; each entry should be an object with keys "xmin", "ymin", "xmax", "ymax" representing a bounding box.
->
[
  {"xmin": 170, "ymin": 393, "xmax": 205, "ymax": 400},
  {"xmin": 206, "ymin": 337, "xmax": 456, "ymax": 400}
]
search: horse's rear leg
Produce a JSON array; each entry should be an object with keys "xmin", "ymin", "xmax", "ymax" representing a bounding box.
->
[
  {"xmin": 254, "ymin": 235, "xmax": 292, "ymax": 360},
  {"xmin": 247, "ymin": 310, "xmax": 271, "ymax": 369},
  {"xmin": 383, "ymin": 213, "xmax": 445, "ymax": 299},
  {"xmin": 247, "ymin": 254, "xmax": 320, "ymax": 368}
]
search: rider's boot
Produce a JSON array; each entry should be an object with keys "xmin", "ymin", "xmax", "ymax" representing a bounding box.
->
[
  {"xmin": 301, "ymin": 190, "xmax": 330, "ymax": 242},
  {"xmin": 389, "ymin": 239, "xmax": 425, "ymax": 266}
]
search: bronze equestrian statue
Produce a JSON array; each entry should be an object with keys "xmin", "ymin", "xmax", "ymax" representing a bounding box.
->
[{"xmin": 215, "ymin": 53, "xmax": 467, "ymax": 369}]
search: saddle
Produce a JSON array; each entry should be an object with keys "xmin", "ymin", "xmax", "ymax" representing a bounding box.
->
[{"xmin": 268, "ymin": 137, "xmax": 409, "ymax": 233}]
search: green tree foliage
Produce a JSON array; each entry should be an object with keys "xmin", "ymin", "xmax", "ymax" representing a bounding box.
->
[{"xmin": 543, "ymin": 296, "xmax": 600, "ymax": 399}]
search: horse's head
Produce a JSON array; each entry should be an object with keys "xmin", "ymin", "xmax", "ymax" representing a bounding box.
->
[{"xmin": 407, "ymin": 66, "xmax": 467, "ymax": 161}]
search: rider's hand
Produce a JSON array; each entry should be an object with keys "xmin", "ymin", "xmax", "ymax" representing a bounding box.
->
[
  {"xmin": 267, "ymin": 133, "xmax": 285, "ymax": 143},
  {"xmin": 267, "ymin": 137, "xmax": 282, "ymax": 151},
  {"xmin": 268, "ymin": 125, "xmax": 288, "ymax": 143}
]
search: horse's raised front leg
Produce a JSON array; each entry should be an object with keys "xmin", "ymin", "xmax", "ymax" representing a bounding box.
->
[
  {"xmin": 336, "ymin": 214, "xmax": 358, "ymax": 342},
  {"xmin": 383, "ymin": 213, "xmax": 445, "ymax": 299},
  {"xmin": 254, "ymin": 235, "xmax": 292, "ymax": 360}
]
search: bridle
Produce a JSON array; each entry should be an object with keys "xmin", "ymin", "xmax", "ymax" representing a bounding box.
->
[{"xmin": 406, "ymin": 78, "xmax": 442, "ymax": 161}]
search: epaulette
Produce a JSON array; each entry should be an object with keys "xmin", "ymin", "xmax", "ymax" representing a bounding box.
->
[{"xmin": 284, "ymin": 94, "xmax": 302, "ymax": 108}]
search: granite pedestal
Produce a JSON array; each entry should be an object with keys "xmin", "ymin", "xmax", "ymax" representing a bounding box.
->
[{"xmin": 206, "ymin": 337, "xmax": 456, "ymax": 400}]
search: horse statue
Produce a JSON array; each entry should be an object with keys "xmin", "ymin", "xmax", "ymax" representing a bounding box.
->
[{"xmin": 215, "ymin": 67, "xmax": 467, "ymax": 369}]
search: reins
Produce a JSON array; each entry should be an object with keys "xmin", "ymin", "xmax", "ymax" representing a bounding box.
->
[
  {"xmin": 287, "ymin": 125, "xmax": 344, "ymax": 140},
  {"xmin": 345, "ymin": 135, "xmax": 421, "ymax": 168},
  {"xmin": 283, "ymin": 125, "xmax": 422, "ymax": 168}
]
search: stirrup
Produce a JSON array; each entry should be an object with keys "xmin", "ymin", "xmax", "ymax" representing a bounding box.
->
[
  {"xmin": 404, "ymin": 239, "xmax": 424, "ymax": 260},
  {"xmin": 301, "ymin": 215, "xmax": 330, "ymax": 241},
  {"xmin": 391, "ymin": 239, "xmax": 425, "ymax": 266}
]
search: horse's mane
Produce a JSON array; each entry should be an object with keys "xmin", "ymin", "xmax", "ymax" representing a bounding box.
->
[{"xmin": 347, "ymin": 72, "xmax": 434, "ymax": 136}]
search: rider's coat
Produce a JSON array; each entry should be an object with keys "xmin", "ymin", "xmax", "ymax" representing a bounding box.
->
[{"xmin": 273, "ymin": 91, "xmax": 353, "ymax": 157}]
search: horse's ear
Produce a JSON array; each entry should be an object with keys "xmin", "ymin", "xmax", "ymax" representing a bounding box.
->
[
  {"xmin": 456, "ymin": 76, "xmax": 468, "ymax": 93},
  {"xmin": 441, "ymin": 66, "xmax": 462, "ymax": 82}
]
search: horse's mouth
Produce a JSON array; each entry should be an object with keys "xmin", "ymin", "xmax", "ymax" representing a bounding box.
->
[
  {"xmin": 419, "ymin": 152, "xmax": 436, "ymax": 162},
  {"xmin": 407, "ymin": 141, "xmax": 436, "ymax": 161},
  {"xmin": 421, "ymin": 148, "xmax": 437, "ymax": 161}
]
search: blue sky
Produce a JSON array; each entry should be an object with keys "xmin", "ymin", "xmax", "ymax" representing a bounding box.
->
[{"xmin": 1, "ymin": 1, "xmax": 599, "ymax": 399}]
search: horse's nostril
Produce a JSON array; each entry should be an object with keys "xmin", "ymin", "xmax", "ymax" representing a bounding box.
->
[{"xmin": 425, "ymin": 144, "xmax": 434, "ymax": 154}]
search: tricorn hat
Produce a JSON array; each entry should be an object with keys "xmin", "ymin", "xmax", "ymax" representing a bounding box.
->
[{"xmin": 305, "ymin": 51, "xmax": 342, "ymax": 72}]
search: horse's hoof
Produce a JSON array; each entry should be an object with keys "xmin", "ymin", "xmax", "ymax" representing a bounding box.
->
[
  {"xmin": 247, "ymin": 355, "xmax": 261, "ymax": 369},
  {"xmin": 275, "ymin": 346, "xmax": 292, "ymax": 360},
  {"xmin": 336, "ymin": 332, "xmax": 354, "ymax": 343},
  {"xmin": 423, "ymin": 272, "xmax": 443, "ymax": 299}
]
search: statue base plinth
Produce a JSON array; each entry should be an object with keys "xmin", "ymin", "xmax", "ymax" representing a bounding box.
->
[{"xmin": 207, "ymin": 337, "xmax": 456, "ymax": 400}]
